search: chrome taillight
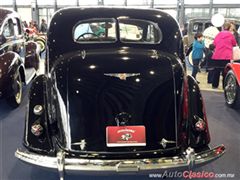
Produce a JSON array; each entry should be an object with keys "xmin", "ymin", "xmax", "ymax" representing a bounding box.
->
[
  {"xmin": 31, "ymin": 122, "xmax": 43, "ymax": 136},
  {"xmin": 194, "ymin": 115, "xmax": 206, "ymax": 132},
  {"xmin": 33, "ymin": 105, "xmax": 43, "ymax": 115}
]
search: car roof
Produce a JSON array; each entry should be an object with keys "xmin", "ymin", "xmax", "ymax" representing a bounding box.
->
[
  {"xmin": 0, "ymin": 8, "xmax": 17, "ymax": 23},
  {"xmin": 47, "ymin": 7, "xmax": 184, "ymax": 69},
  {"xmin": 0, "ymin": 8, "xmax": 20, "ymax": 27}
]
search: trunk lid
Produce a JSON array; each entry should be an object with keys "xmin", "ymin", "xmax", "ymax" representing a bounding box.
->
[{"xmin": 53, "ymin": 48, "xmax": 183, "ymax": 154}]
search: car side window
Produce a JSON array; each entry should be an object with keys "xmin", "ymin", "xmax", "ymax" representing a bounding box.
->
[
  {"xmin": 205, "ymin": 22, "xmax": 212, "ymax": 29},
  {"xmin": 3, "ymin": 19, "xmax": 15, "ymax": 37},
  {"xmin": 193, "ymin": 22, "xmax": 203, "ymax": 33},
  {"xmin": 14, "ymin": 18, "xmax": 22, "ymax": 35}
]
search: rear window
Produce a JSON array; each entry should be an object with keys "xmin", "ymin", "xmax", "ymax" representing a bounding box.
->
[
  {"xmin": 73, "ymin": 18, "xmax": 162, "ymax": 44},
  {"xmin": 73, "ymin": 18, "xmax": 116, "ymax": 43},
  {"xmin": 119, "ymin": 19, "xmax": 162, "ymax": 44}
]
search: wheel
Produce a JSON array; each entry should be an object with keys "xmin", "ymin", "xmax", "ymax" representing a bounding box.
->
[
  {"xmin": 224, "ymin": 70, "xmax": 240, "ymax": 109},
  {"xmin": 7, "ymin": 71, "xmax": 23, "ymax": 107},
  {"xmin": 35, "ymin": 36, "xmax": 46, "ymax": 53}
]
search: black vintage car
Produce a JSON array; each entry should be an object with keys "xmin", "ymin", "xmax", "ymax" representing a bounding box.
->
[
  {"xmin": 0, "ymin": 8, "xmax": 40, "ymax": 107},
  {"xmin": 15, "ymin": 8, "xmax": 225, "ymax": 179}
]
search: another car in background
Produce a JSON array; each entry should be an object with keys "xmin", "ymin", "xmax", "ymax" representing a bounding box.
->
[
  {"xmin": 0, "ymin": 8, "xmax": 40, "ymax": 107},
  {"xmin": 183, "ymin": 18, "xmax": 213, "ymax": 49},
  {"xmin": 224, "ymin": 60, "xmax": 240, "ymax": 109},
  {"xmin": 183, "ymin": 18, "xmax": 240, "ymax": 66}
]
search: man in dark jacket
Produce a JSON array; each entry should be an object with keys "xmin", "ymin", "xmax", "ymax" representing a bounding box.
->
[{"xmin": 40, "ymin": 19, "xmax": 47, "ymax": 33}]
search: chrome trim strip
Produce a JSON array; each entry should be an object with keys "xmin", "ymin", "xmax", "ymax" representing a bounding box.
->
[{"xmin": 15, "ymin": 144, "xmax": 225, "ymax": 172}]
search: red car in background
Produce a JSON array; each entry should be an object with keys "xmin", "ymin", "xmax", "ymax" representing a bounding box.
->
[{"xmin": 224, "ymin": 60, "xmax": 240, "ymax": 109}]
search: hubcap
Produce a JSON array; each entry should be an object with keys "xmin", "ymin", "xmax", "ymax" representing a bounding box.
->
[{"xmin": 225, "ymin": 75, "xmax": 237, "ymax": 104}]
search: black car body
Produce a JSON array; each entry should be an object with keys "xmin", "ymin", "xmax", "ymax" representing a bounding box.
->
[
  {"xmin": 0, "ymin": 8, "xmax": 40, "ymax": 107},
  {"xmin": 15, "ymin": 7, "xmax": 225, "ymax": 179}
]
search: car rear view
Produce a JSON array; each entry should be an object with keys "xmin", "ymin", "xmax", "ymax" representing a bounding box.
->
[{"xmin": 15, "ymin": 7, "xmax": 225, "ymax": 180}]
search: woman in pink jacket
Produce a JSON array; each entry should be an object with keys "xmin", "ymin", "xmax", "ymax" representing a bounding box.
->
[{"xmin": 211, "ymin": 22, "xmax": 237, "ymax": 88}]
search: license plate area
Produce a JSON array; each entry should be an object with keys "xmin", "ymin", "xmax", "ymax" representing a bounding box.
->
[{"xmin": 106, "ymin": 126, "xmax": 146, "ymax": 147}]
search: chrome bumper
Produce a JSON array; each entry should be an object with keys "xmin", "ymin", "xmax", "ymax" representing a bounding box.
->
[{"xmin": 15, "ymin": 144, "xmax": 225, "ymax": 180}]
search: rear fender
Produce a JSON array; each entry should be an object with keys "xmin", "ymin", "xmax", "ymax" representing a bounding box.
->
[
  {"xmin": 186, "ymin": 75, "xmax": 210, "ymax": 148},
  {"xmin": 23, "ymin": 75, "xmax": 54, "ymax": 155},
  {"xmin": 0, "ymin": 52, "xmax": 22, "ymax": 76},
  {"xmin": 0, "ymin": 52, "xmax": 23, "ymax": 97}
]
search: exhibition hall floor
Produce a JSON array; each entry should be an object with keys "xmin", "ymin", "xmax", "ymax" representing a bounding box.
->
[{"xmin": 0, "ymin": 86, "xmax": 239, "ymax": 180}]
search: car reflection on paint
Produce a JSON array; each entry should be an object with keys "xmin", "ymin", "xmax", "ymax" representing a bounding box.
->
[{"xmin": 15, "ymin": 7, "xmax": 225, "ymax": 180}]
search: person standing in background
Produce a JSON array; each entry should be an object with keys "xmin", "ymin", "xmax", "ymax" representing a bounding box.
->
[
  {"xmin": 33, "ymin": 21, "xmax": 39, "ymax": 32},
  {"xmin": 204, "ymin": 44, "xmax": 215, "ymax": 84},
  {"xmin": 28, "ymin": 20, "xmax": 38, "ymax": 34},
  {"xmin": 40, "ymin": 19, "xmax": 47, "ymax": 33},
  {"xmin": 211, "ymin": 22, "xmax": 237, "ymax": 88},
  {"xmin": 191, "ymin": 32, "xmax": 205, "ymax": 83},
  {"xmin": 23, "ymin": 21, "xmax": 28, "ymax": 28},
  {"xmin": 230, "ymin": 22, "xmax": 240, "ymax": 45}
]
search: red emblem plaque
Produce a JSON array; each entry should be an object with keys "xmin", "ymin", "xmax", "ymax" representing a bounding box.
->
[{"xmin": 106, "ymin": 126, "xmax": 146, "ymax": 147}]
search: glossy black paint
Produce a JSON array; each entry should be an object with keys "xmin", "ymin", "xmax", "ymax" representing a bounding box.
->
[
  {"xmin": 47, "ymin": 8, "xmax": 184, "ymax": 69},
  {"xmin": 24, "ymin": 8, "xmax": 210, "ymax": 159},
  {"xmin": 0, "ymin": 8, "xmax": 39, "ymax": 101},
  {"xmin": 187, "ymin": 75, "xmax": 210, "ymax": 148},
  {"xmin": 0, "ymin": 52, "xmax": 22, "ymax": 97},
  {"xmin": 57, "ymin": 50, "xmax": 179, "ymax": 152},
  {"xmin": 24, "ymin": 75, "xmax": 54, "ymax": 154}
]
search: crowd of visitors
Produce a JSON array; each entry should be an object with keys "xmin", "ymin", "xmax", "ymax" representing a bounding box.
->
[
  {"xmin": 191, "ymin": 21, "xmax": 240, "ymax": 89},
  {"xmin": 23, "ymin": 19, "xmax": 48, "ymax": 34}
]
